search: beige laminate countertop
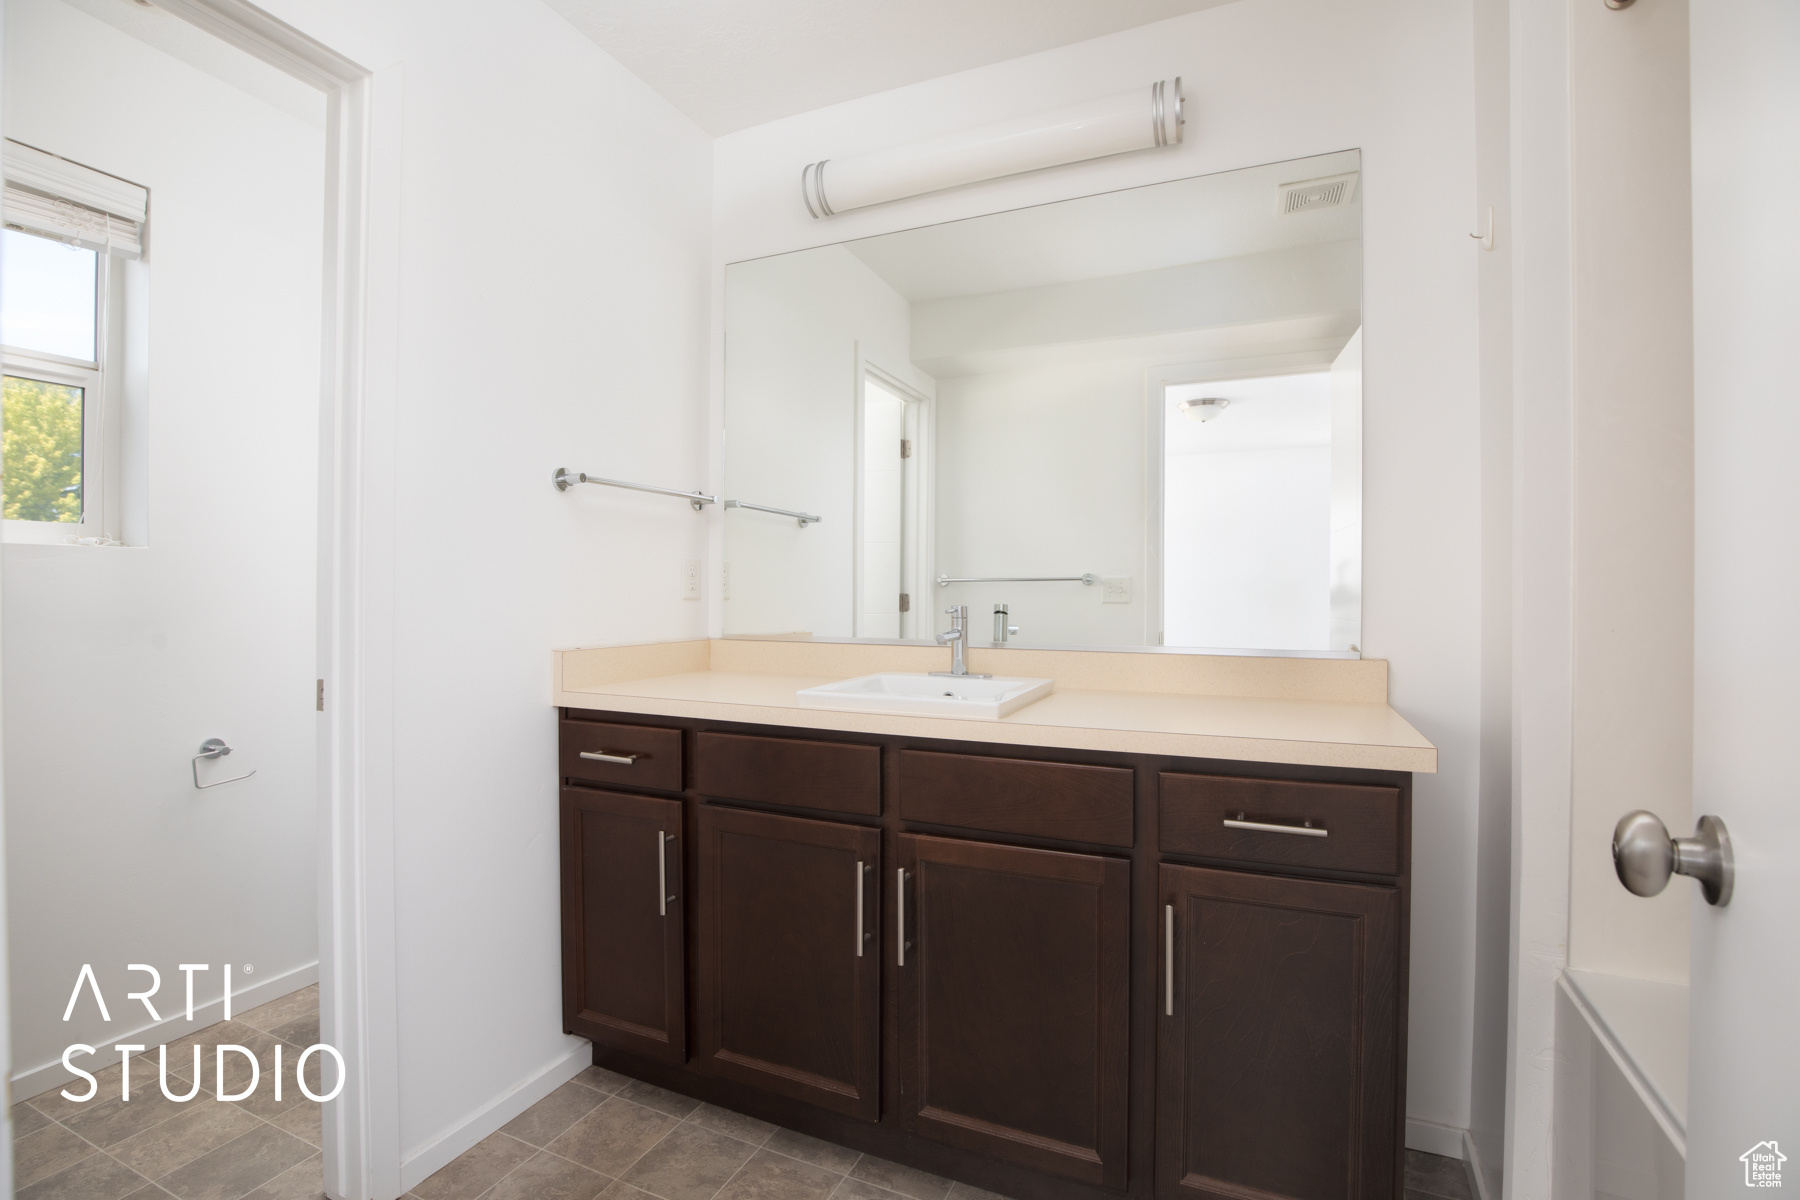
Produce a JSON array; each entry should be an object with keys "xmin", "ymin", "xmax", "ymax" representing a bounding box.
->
[{"xmin": 554, "ymin": 640, "xmax": 1436, "ymax": 774}]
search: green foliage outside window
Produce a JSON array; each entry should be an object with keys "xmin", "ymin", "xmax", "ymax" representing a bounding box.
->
[{"xmin": 2, "ymin": 375, "xmax": 83, "ymax": 522}]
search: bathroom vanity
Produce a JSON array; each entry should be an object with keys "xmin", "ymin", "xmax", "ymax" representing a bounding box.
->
[{"xmin": 554, "ymin": 639, "xmax": 1431, "ymax": 1200}]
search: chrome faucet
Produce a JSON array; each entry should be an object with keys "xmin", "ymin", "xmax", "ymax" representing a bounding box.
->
[{"xmin": 932, "ymin": 605, "xmax": 990, "ymax": 678}]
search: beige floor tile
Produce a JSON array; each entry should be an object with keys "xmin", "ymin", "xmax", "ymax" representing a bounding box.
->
[
  {"xmin": 240, "ymin": 1152, "xmax": 327, "ymax": 1200},
  {"xmin": 614, "ymin": 1080, "xmax": 700, "ymax": 1119},
  {"xmin": 156, "ymin": 1123, "xmax": 315, "ymax": 1200},
  {"xmin": 13, "ymin": 1100, "xmax": 54, "ymax": 1136},
  {"xmin": 265, "ymin": 1014, "xmax": 320, "ymax": 1051},
  {"xmin": 410, "ymin": 1132, "xmax": 536, "ymax": 1200},
  {"xmin": 13, "ymin": 1123, "xmax": 97, "ymax": 1188},
  {"xmin": 108, "ymin": 1102, "xmax": 262, "ymax": 1180},
  {"xmin": 621, "ymin": 1122, "xmax": 756, "ymax": 1200},
  {"xmin": 848, "ymin": 1154, "xmax": 953, "ymax": 1200},
  {"xmin": 26, "ymin": 1049, "xmax": 169, "ymax": 1121},
  {"xmin": 17, "ymin": 1152, "xmax": 151, "ymax": 1200},
  {"xmin": 598, "ymin": 1183, "xmax": 656, "ymax": 1198},
  {"xmin": 685, "ymin": 1104, "xmax": 775, "ymax": 1149},
  {"xmin": 60, "ymin": 1089, "xmax": 192, "ymax": 1151},
  {"xmin": 548, "ymin": 1097, "xmax": 680, "ymax": 1178},
  {"xmin": 268, "ymin": 1101, "xmax": 323, "ymax": 1148},
  {"xmin": 574, "ymin": 1066, "xmax": 631, "ymax": 1095},
  {"xmin": 236, "ymin": 987, "xmax": 319, "ymax": 1036},
  {"xmin": 763, "ymin": 1129, "xmax": 862, "ymax": 1175},
  {"xmin": 946, "ymin": 1182, "xmax": 1017, "ymax": 1199},
  {"xmin": 830, "ymin": 1180, "xmax": 908, "ymax": 1200},
  {"xmin": 714, "ymin": 1148, "xmax": 842, "ymax": 1200},
  {"xmin": 482, "ymin": 1151, "xmax": 610, "ymax": 1200},
  {"xmin": 499, "ymin": 1081, "xmax": 608, "ymax": 1148}
]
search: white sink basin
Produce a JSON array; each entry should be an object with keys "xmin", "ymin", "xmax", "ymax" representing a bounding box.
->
[{"xmin": 796, "ymin": 672, "xmax": 1054, "ymax": 720}]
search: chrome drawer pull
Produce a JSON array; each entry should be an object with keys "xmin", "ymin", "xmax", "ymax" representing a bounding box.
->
[
  {"xmin": 580, "ymin": 750, "xmax": 639, "ymax": 765},
  {"xmin": 1164, "ymin": 904, "xmax": 1175, "ymax": 1017},
  {"xmin": 855, "ymin": 862, "xmax": 869, "ymax": 957},
  {"xmin": 1223, "ymin": 814, "xmax": 1328, "ymax": 838},
  {"xmin": 897, "ymin": 868, "xmax": 911, "ymax": 967},
  {"xmin": 657, "ymin": 832, "xmax": 675, "ymax": 915}
]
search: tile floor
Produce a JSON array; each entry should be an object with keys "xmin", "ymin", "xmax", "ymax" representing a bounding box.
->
[
  {"xmin": 1406, "ymin": 1149, "xmax": 1477, "ymax": 1200},
  {"xmin": 11, "ymin": 981, "xmax": 1477, "ymax": 1200},
  {"xmin": 404, "ymin": 1069, "xmax": 1008, "ymax": 1200},
  {"xmin": 10, "ymin": 984, "xmax": 325, "ymax": 1200}
]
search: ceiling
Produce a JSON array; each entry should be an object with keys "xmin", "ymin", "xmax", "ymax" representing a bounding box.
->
[{"xmin": 539, "ymin": 0, "xmax": 1241, "ymax": 135}]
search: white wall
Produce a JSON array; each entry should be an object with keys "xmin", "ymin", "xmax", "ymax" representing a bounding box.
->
[
  {"xmin": 1166, "ymin": 445, "xmax": 1331, "ymax": 648},
  {"xmin": 3, "ymin": 0, "xmax": 323, "ymax": 1084},
  {"xmin": 1465, "ymin": 0, "xmax": 1513, "ymax": 1191},
  {"xmin": 1565, "ymin": 0, "xmax": 1693, "ymax": 985},
  {"xmin": 713, "ymin": 0, "xmax": 1483, "ymax": 1143},
  {"xmin": 934, "ymin": 359, "xmax": 1148, "ymax": 645},
  {"xmin": 722, "ymin": 244, "xmax": 929, "ymax": 637},
  {"xmin": 222, "ymin": 0, "xmax": 717, "ymax": 1179}
]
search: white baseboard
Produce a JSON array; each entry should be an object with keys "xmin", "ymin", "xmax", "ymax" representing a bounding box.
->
[
  {"xmin": 399, "ymin": 1040, "xmax": 591, "ymax": 1194},
  {"xmin": 1406, "ymin": 1116, "xmax": 1467, "ymax": 1159},
  {"xmin": 9, "ymin": 961, "xmax": 319, "ymax": 1102},
  {"xmin": 1463, "ymin": 1127, "xmax": 1494, "ymax": 1200}
]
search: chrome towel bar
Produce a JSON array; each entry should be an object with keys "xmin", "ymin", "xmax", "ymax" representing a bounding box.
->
[
  {"xmin": 937, "ymin": 573, "xmax": 1097, "ymax": 587},
  {"xmin": 725, "ymin": 499, "xmax": 821, "ymax": 527},
  {"xmin": 552, "ymin": 467, "xmax": 716, "ymax": 511}
]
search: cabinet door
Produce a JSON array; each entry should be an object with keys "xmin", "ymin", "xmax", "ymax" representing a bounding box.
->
[
  {"xmin": 560, "ymin": 788, "xmax": 686, "ymax": 1062},
  {"xmin": 897, "ymin": 834, "xmax": 1131, "ymax": 1188},
  {"xmin": 694, "ymin": 805, "xmax": 881, "ymax": 1118},
  {"xmin": 1157, "ymin": 864, "xmax": 1400, "ymax": 1200}
]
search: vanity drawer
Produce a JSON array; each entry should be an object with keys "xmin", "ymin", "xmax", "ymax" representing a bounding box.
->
[
  {"xmin": 692, "ymin": 731, "xmax": 881, "ymax": 816},
  {"xmin": 560, "ymin": 720, "xmax": 684, "ymax": 793},
  {"xmin": 899, "ymin": 750, "xmax": 1134, "ymax": 847},
  {"xmin": 1159, "ymin": 773, "xmax": 1401, "ymax": 875}
]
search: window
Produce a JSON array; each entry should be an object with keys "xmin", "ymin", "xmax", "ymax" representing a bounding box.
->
[{"xmin": 1, "ymin": 140, "xmax": 146, "ymax": 543}]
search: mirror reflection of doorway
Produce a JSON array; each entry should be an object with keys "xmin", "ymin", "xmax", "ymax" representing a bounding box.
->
[
  {"xmin": 1159, "ymin": 329, "xmax": 1361, "ymax": 651},
  {"xmin": 857, "ymin": 373, "xmax": 922, "ymax": 638}
]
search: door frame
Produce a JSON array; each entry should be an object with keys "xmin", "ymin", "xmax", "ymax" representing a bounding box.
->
[
  {"xmin": 143, "ymin": 2, "xmax": 400, "ymax": 1196},
  {"xmin": 853, "ymin": 350, "xmax": 934, "ymax": 640}
]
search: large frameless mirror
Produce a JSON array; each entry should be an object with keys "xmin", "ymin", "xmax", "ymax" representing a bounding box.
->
[{"xmin": 722, "ymin": 149, "xmax": 1362, "ymax": 656}]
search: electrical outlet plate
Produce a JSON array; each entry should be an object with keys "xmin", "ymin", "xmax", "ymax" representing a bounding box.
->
[
  {"xmin": 682, "ymin": 559, "xmax": 702, "ymax": 600},
  {"xmin": 1101, "ymin": 576, "xmax": 1132, "ymax": 604}
]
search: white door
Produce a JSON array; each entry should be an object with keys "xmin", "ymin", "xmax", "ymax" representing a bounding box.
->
[{"xmin": 1687, "ymin": 0, "xmax": 1799, "ymax": 1190}]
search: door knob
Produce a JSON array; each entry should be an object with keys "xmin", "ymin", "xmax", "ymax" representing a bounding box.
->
[{"xmin": 1612, "ymin": 811, "xmax": 1734, "ymax": 907}]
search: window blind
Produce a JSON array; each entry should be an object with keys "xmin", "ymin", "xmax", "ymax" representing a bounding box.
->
[{"xmin": 3, "ymin": 140, "xmax": 147, "ymax": 259}]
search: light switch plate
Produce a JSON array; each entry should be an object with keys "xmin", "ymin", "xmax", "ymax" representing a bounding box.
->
[
  {"xmin": 1101, "ymin": 576, "xmax": 1132, "ymax": 604},
  {"xmin": 682, "ymin": 559, "xmax": 702, "ymax": 600}
]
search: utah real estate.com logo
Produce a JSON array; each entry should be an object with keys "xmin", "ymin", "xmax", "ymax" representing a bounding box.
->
[
  {"xmin": 1742, "ymin": 1141, "xmax": 1786, "ymax": 1189},
  {"xmin": 59, "ymin": 963, "xmax": 344, "ymax": 1103}
]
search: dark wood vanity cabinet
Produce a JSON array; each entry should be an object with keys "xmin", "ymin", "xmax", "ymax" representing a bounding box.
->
[
  {"xmin": 559, "ymin": 787, "xmax": 686, "ymax": 1062},
  {"xmin": 898, "ymin": 833, "xmax": 1132, "ymax": 1188},
  {"xmin": 559, "ymin": 710, "xmax": 1411, "ymax": 1200},
  {"xmin": 1156, "ymin": 865, "xmax": 1401, "ymax": 1200},
  {"xmin": 692, "ymin": 805, "xmax": 881, "ymax": 1118}
]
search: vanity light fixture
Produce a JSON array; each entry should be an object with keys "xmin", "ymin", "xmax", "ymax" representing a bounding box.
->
[
  {"xmin": 802, "ymin": 78, "xmax": 1184, "ymax": 218},
  {"xmin": 1177, "ymin": 397, "xmax": 1230, "ymax": 423}
]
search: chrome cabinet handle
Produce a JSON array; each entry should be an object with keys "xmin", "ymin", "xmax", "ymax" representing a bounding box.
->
[
  {"xmin": 580, "ymin": 750, "xmax": 639, "ymax": 765},
  {"xmin": 1223, "ymin": 814, "xmax": 1327, "ymax": 838},
  {"xmin": 1614, "ymin": 811, "xmax": 1733, "ymax": 907},
  {"xmin": 897, "ymin": 868, "xmax": 911, "ymax": 966},
  {"xmin": 657, "ymin": 832, "xmax": 676, "ymax": 915},
  {"xmin": 855, "ymin": 862, "xmax": 869, "ymax": 957},
  {"xmin": 1164, "ymin": 904, "xmax": 1175, "ymax": 1016}
]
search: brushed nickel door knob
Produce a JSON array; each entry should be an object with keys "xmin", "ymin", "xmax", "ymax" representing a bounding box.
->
[{"xmin": 1612, "ymin": 810, "xmax": 1734, "ymax": 907}]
